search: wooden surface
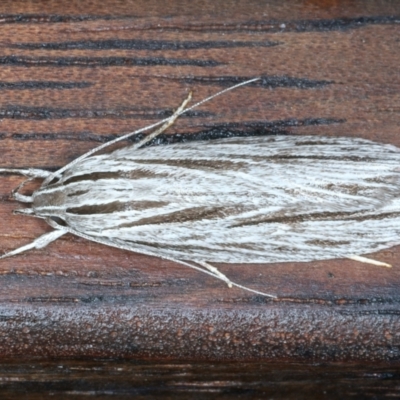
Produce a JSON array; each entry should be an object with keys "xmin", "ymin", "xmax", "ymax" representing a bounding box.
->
[
  {"xmin": 0, "ymin": 359, "xmax": 399, "ymax": 399},
  {"xmin": 0, "ymin": 0, "xmax": 399, "ymax": 376}
]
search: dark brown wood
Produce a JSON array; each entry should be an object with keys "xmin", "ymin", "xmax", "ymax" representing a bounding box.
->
[
  {"xmin": 0, "ymin": 359, "xmax": 398, "ymax": 399},
  {"xmin": 0, "ymin": 0, "xmax": 399, "ymax": 375}
]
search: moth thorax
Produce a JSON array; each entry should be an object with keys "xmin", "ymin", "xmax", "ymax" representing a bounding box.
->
[{"xmin": 32, "ymin": 187, "xmax": 67, "ymax": 211}]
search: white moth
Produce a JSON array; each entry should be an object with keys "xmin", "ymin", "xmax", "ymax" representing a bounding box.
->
[{"xmin": 1, "ymin": 78, "xmax": 398, "ymax": 298}]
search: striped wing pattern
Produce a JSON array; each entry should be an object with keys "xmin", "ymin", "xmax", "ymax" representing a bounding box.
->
[{"xmin": 33, "ymin": 136, "xmax": 400, "ymax": 263}]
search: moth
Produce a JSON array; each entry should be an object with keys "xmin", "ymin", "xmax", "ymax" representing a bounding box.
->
[{"xmin": 1, "ymin": 78, "xmax": 399, "ymax": 298}]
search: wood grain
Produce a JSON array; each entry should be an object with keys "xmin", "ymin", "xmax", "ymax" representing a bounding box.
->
[
  {"xmin": 0, "ymin": 359, "xmax": 398, "ymax": 399},
  {"xmin": 0, "ymin": 0, "xmax": 399, "ymax": 368}
]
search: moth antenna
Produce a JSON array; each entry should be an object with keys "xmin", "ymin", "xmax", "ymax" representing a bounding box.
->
[
  {"xmin": 182, "ymin": 77, "xmax": 260, "ymax": 115},
  {"xmin": 43, "ymin": 77, "xmax": 261, "ymax": 185}
]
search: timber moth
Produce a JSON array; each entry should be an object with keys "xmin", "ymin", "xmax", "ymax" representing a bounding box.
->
[{"xmin": 0, "ymin": 78, "xmax": 398, "ymax": 297}]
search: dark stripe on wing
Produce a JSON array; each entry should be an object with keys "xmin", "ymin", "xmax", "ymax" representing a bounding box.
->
[
  {"xmin": 117, "ymin": 206, "xmax": 237, "ymax": 228},
  {"xmin": 133, "ymin": 159, "xmax": 248, "ymax": 170},
  {"xmin": 305, "ymin": 239, "xmax": 351, "ymax": 247},
  {"xmin": 67, "ymin": 189, "xmax": 90, "ymax": 197},
  {"xmin": 132, "ymin": 154, "xmax": 373, "ymax": 164},
  {"xmin": 63, "ymin": 169, "xmax": 167, "ymax": 184},
  {"xmin": 230, "ymin": 210, "xmax": 400, "ymax": 227},
  {"xmin": 67, "ymin": 200, "xmax": 169, "ymax": 215}
]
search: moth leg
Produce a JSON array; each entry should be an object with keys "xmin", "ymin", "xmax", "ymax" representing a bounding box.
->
[
  {"xmin": 133, "ymin": 91, "xmax": 193, "ymax": 150},
  {"xmin": 0, "ymin": 168, "xmax": 52, "ymax": 179},
  {"xmin": 0, "ymin": 168, "xmax": 52, "ymax": 203},
  {"xmin": 176, "ymin": 259, "xmax": 276, "ymax": 297},
  {"xmin": 54, "ymin": 227, "xmax": 276, "ymax": 298},
  {"xmin": 0, "ymin": 230, "xmax": 67, "ymax": 260},
  {"xmin": 197, "ymin": 261, "xmax": 233, "ymax": 288},
  {"xmin": 347, "ymin": 255, "xmax": 392, "ymax": 268}
]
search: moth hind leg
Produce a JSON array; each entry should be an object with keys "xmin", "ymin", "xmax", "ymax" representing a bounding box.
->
[
  {"xmin": 0, "ymin": 230, "xmax": 66, "ymax": 260},
  {"xmin": 55, "ymin": 228, "xmax": 276, "ymax": 297},
  {"xmin": 197, "ymin": 261, "xmax": 233, "ymax": 288},
  {"xmin": 347, "ymin": 254, "xmax": 392, "ymax": 268},
  {"xmin": 190, "ymin": 260, "xmax": 276, "ymax": 298}
]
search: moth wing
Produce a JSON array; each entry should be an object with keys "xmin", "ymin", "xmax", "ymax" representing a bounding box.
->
[{"xmin": 58, "ymin": 135, "xmax": 400, "ymax": 263}]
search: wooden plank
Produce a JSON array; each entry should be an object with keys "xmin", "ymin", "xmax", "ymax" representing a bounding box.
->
[
  {"xmin": 0, "ymin": 0, "xmax": 399, "ymax": 362},
  {"xmin": 0, "ymin": 359, "xmax": 398, "ymax": 399}
]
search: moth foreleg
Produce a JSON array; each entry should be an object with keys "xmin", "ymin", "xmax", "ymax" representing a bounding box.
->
[
  {"xmin": 0, "ymin": 230, "xmax": 66, "ymax": 260},
  {"xmin": 0, "ymin": 168, "xmax": 52, "ymax": 203},
  {"xmin": 0, "ymin": 168, "xmax": 52, "ymax": 179},
  {"xmin": 133, "ymin": 91, "xmax": 193, "ymax": 150},
  {"xmin": 347, "ymin": 254, "xmax": 392, "ymax": 268},
  {"xmin": 11, "ymin": 177, "xmax": 36, "ymax": 203}
]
